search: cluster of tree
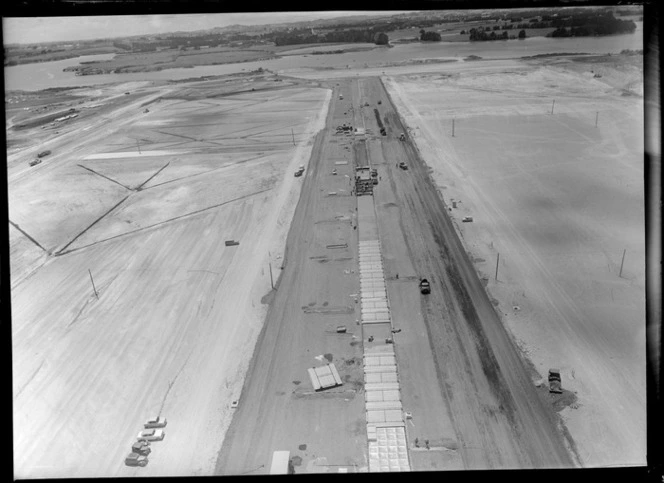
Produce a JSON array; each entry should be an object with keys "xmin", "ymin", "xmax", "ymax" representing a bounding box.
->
[
  {"xmin": 273, "ymin": 28, "xmax": 389, "ymax": 46},
  {"xmin": 548, "ymin": 12, "xmax": 636, "ymax": 36},
  {"xmin": 419, "ymin": 30, "xmax": 441, "ymax": 41},
  {"xmin": 468, "ymin": 27, "xmax": 525, "ymax": 41}
]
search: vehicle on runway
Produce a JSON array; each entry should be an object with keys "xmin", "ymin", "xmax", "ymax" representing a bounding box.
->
[
  {"xmin": 419, "ymin": 278, "xmax": 431, "ymax": 294},
  {"xmin": 144, "ymin": 416, "xmax": 167, "ymax": 428},
  {"xmin": 137, "ymin": 429, "xmax": 165, "ymax": 441},
  {"xmin": 125, "ymin": 452, "xmax": 149, "ymax": 467}
]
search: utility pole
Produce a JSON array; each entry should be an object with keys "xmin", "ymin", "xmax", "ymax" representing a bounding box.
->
[
  {"xmin": 551, "ymin": 99, "xmax": 555, "ymax": 115},
  {"xmin": 595, "ymin": 111, "xmax": 599, "ymax": 128},
  {"xmin": 452, "ymin": 118, "xmax": 455, "ymax": 137},
  {"xmin": 136, "ymin": 139, "xmax": 141, "ymax": 155},
  {"xmin": 619, "ymin": 249, "xmax": 626, "ymax": 278},
  {"xmin": 88, "ymin": 269, "xmax": 98, "ymax": 299},
  {"xmin": 292, "ymin": 128, "xmax": 295, "ymax": 146},
  {"xmin": 269, "ymin": 262, "xmax": 274, "ymax": 289},
  {"xmin": 495, "ymin": 253, "xmax": 500, "ymax": 281}
]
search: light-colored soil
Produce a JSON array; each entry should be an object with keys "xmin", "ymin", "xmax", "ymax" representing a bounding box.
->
[
  {"xmin": 383, "ymin": 55, "xmax": 645, "ymax": 467},
  {"xmin": 10, "ymin": 76, "xmax": 330, "ymax": 478}
]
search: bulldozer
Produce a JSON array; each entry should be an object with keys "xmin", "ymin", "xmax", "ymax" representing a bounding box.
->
[{"xmin": 548, "ymin": 368, "xmax": 563, "ymax": 394}]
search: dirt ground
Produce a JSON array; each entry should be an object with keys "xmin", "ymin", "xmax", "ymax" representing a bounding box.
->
[
  {"xmin": 382, "ymin": 54, "xmax": 646, "ymax": 467},
  {"xmin": 10, "ymin": 49, "xmax": 646, "ymax": 477},
  {"xmin": 10, "ymin": 74, "xmax": 330, "ymax": 478}
]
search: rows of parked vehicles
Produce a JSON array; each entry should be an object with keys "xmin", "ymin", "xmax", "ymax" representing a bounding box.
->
[{"xmin": 124, "ymin": 416, "xmax": 167, "ymax": 467}]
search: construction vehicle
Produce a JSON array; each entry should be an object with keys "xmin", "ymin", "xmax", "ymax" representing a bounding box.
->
[
  {"xmin": 398, "ymin": 161, "xmax": 408, "ymax": 170},
  {"xmin": 294, "ymin": 166, "xmax": 305, "ymax": 177},
  {"xmin": 419, "ymin": 279, "xmax": 431, "ymax": 294},
  {"xmin": 399, "ymin": 133, "xmax": 406, "ymax": 141},
  {"xmin": 125, "ymin": 453, "xmax": 149, "ymax": 467},
  {"xmin": 462, "ymin": 216, "xmax": 473, "ymax": 223},
  {"xmin": 548, "ymin": 369, "xmax": 563, "ymax": 394},
  {"xmin": 131, "ymin": 441, "xmax": 151, "ymax": 456}
]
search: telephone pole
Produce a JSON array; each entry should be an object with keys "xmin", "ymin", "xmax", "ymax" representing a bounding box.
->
[
  {"xmin": 595, "ymin": 111, "xmax": 599, "ymax": 128},
  {"xmin": 551, "ymin": 99, "xmax": 555, "ymax": 115},
  {"xmin": 619, "ymin": 249, "xmax": 626, "ymax": 278},
  {"xmin": 88, "ymin": 269, "xmax": 98, "ymax": 299},
  {"xmin": 495, "ymin": 253, "xmax": 500, "ymax": 281},
  {"xmin": 452, "ymin": 118, "xmax": 455, "ymax": 137}
]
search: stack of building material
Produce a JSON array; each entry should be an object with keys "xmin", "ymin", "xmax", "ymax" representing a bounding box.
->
[{"xmin": 307, "ymin": 363, "xmax": 343, "ymax": 391}]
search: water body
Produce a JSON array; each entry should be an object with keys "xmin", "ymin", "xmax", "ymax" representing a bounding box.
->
[{"xmin": 4, "ymin": 25, "xmax": 642, "ymax": 92}]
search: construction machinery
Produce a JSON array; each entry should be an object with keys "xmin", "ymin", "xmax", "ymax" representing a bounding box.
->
[
  {"xmin": 354, "ymin": 167, "xmax": 374, "ymax": 196},
  {"xmin": 399, "ymin": 133, "xmax": 406, "ymax": 141},
  {"xmin": 419, "ymin": 279, "xmax": 431, "ymax": 294},
  {"xmin": 548, "ymin": 369, "xmax": 563, "ymax": 394},
  {"xmin": 398, "ymin": 161, "xmax": 408, "ymax": 170}
]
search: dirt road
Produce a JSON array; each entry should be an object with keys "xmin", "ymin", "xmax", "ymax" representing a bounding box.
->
[{"xmin": 214, "ymin": 79, "xmax": 367, "ymax": 474}]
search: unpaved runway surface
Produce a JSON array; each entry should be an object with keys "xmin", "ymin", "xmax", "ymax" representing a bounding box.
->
[
  {"xmin": 214, "ymin": 75, "xmax": 575, "ymax": 474},
  {"xmin": 10, "ymin": 74, "xmax": 330, "ymax": 478}
]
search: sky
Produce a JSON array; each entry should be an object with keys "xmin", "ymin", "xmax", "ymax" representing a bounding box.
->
[{"xmin": 3, "ymin": 11, "xmax": 412, "ymax": 45}]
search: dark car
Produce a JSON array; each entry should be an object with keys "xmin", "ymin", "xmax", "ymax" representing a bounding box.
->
[
  {"xmin": 132, "ymin": 441, "xmax": 151, "ymax": 456},
  {"xmin": 125, "ymin": 452, "xmax": 148, "ymax": 467}
]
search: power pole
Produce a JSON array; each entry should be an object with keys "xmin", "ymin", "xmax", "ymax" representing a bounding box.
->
[
  {"xmin": 551, "ymin": 99, "xmax": 555, "ymax": 115},
  {"xmin": 595, "ymin": 111, "xmax": 599, "ymax": 128},
  {"xmin": 619, "ymin": 249, "xmax": 626, "ymax": 278},
  {"xmin": 88, "ymin": 269, "xmax": 98, "ymax": 299},
  {"xmin": 136, "ymin": 139, "xmax": 141, "ymax": 154},
  {"xmin": 269, "ymin": 262, "xmax": 274, "ymax": 289},
  {"xmin": 452, "ymin": 118, "xmax": 455, "ymax": 137},
  {"xmin": 495, "ymin": 253, "xmax": 500, "ymax": 281},
  {"xmin": 292, "ymin": 128, "xmax": 295, "ymax": 146}
]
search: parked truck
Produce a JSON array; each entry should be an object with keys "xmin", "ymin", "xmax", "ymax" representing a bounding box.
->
[{"xmin": 419, "ymin": 278, "xmax": 431, "ymax": 294}]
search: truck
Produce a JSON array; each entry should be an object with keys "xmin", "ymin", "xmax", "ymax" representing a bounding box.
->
[
  {"xmin": 29, "ymin": 159, "xmax": 42, "ymax": 167},
  {"xmin": 294, "ymin": 167, "xmax": 305, "ymax": 177},
  {"xmin": 548, "ymin": 368, "xmax": 563, "ymax": 394},
  {"xmin": 270, "ymin": 450, "xmax": 294, "ymax": 475},
  {"xmin": 398, "ymin": 161, "xmax": 408, "ymax": 170},
  {"xmin": 399, "ymin": 132, "xmax": 406, "ymax": 141},
  {"xmin": 37, "ymin": 150, "xmax": 51, "ymax": 158},
  {"xmin": 419, "ymin": 278, "xmax": 431, "ymax": 294}
]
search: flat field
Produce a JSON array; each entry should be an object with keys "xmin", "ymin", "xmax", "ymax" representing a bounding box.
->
[
  {"xmin": 10, "ymin": 75, "xmax": 330, "ymax": 477},
  {"xmin": 383, "ymin": 54, "xmax": 645, "ymax": 467}
]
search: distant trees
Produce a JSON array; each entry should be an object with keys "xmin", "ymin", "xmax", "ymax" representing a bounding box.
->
[
  {"xmin": 374, "ymin": 32, "xmax": 390, "ymax": 45},
  {"xmin": 468, "ymin": 28, "xmax": 510, "ymax": 41},
  {"xmin": 518, "ymin": 29, "xmax": 527, "ymax": 39},
  {"xmin": 420, "ymin": 30, "xmax": 442, "ymax": 41}
]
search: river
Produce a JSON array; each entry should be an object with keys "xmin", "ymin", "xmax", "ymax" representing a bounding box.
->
[{"xmin": 4, "ymin": 24, "xmax": 642, "ymax": 92}]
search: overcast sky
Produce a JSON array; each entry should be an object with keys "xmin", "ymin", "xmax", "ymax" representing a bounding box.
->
[{"xmin": 3, "ymin": 11, "xmax": 411, "ymax": 45}]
